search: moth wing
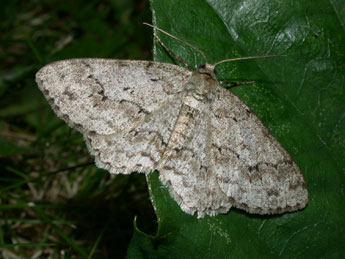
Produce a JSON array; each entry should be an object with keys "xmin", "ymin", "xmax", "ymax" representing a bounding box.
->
[
  {"xmin": 159, "ymin": 101, "xmax": 232, "ymax": 218},
  {"xmin": 36, "ymin": 58, "xmax": 191, "ymax": 174},
  {"xmin": 210, "ymin": 87, "xmax": 308, "ymax": 214}
]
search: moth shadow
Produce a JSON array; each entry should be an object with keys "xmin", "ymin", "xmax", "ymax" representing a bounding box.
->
[{"xmin": 232, "ymin": 207, "xmax": 285, "ymax": 220}]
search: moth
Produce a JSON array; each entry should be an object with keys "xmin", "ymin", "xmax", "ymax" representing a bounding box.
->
[{"xmin": 36, "ymin": 23, "xmax": 308, "ymax": 218}]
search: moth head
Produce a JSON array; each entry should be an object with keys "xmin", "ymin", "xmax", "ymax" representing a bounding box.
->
[{"xmin": 197, "ymin": 63, "xmax": 217, "ymax": 80}]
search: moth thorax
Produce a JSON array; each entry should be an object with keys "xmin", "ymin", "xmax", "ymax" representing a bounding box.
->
[
  {"xmin": 185, "ymin": 82, "xmax": 196, "ymax": 91},
  {"xmin": 205, "ymin": 63, "xmax": 215, "ymax": 71}
]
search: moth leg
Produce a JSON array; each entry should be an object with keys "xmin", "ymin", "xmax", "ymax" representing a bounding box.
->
[
  {"xmin": 153, "ymin": 33, "xmax": 189, "ymax": 69},
  {"xmin": 220, "ymin": 80, "xmax": 256, "ymax": 88}
]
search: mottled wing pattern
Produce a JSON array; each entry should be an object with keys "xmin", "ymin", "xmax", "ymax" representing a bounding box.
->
[
  {"xmin": 158, "ymin": 102, "xmax": 232, "ymax": 218},
  {"xmin": 36, "ymin": 59, "xmax": 192, "ymax": 174},
  {"xmin": 36, "ymin": 57, "xmax": 308, "ymax": 218},
  {"xmin": 210, "ymin": 86, "xmax": 308, "ymax": 214}
]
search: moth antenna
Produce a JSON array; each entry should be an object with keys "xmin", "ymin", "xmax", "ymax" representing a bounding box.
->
[
  {"xmin": 152, "ymin": 32, "xmax": 189, "ymax": 69},
  {"xmin": 143, "ymin": 22, "xmax": 208, "ymax": 63},
  {"xmin": 213, "ymin": 54, "xmax": 286, "ymax": 67}
]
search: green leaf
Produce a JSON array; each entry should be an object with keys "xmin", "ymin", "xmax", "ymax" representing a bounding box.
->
[{"xmin": 128, "ymin": 0, "xmax": 345, "ymax": 258}]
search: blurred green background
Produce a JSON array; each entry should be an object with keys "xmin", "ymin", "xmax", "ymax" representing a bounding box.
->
[{"xmin": 0, "ymin": 0, "xmax": 156, "ymax": 258}]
